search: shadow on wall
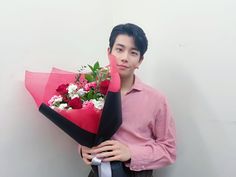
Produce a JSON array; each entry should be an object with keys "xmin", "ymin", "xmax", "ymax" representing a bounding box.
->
[{"xmin": 153, "ymin": 63, "xmax": 224, "ymax": 177}]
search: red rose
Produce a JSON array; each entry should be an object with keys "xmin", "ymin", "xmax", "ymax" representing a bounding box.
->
[
  {"xmin": 99, "ymin": 80, "xmax": 110, "ymax": 95},
  {"xmin": 62, "ymin": 95, "xmax": 70, "ymax": 103},
  {"xmin": 68, "ymin": 97, "xmax": 82, "ymax": 109},
  {"xmin": 56, "ymin": 84, "xmax": 69, "ymax": 95}
]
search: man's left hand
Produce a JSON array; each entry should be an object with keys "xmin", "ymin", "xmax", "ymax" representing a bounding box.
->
[{"xmin": 91, "ymin": 140, "xmax": 131, "ymax": 162}]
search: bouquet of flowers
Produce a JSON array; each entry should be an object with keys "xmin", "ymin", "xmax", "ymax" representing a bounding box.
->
[
  {"xmin": 25, "ymin": 54, "xmax": 129, "ymax": 177},
  {"xmin": 25, "ymin": 54, "xmax": 122, "ymax": 145},
  {"xmin": 48, "ymin": 61, "xmax": 110, "ymax": 111}
]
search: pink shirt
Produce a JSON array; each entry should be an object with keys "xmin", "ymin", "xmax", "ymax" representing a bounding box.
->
[{"xmin": 111, "ymin": 76, "xmax": 176, "ymax": 171}]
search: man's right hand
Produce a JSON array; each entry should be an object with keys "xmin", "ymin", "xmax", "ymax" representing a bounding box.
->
[{"xmin": 80, "ymin": 146, "xmax": 94, "ymax": 165}]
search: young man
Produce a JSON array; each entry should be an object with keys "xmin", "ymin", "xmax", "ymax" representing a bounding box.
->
[{"xmin": 80, "ymin": 23, "xmax": 176, "ymax": 177}]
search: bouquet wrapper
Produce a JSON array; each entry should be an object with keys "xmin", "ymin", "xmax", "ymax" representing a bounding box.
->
[{"xmin": 25, "ymin": 55, "xmax": 129, "ymax": 177}]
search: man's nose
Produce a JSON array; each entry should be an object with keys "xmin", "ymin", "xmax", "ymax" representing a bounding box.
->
[{"xmin": 121, "ymin": 52, "xmax": 128, "ymax": 62}]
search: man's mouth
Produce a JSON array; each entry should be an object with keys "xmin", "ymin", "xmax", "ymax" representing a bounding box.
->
[{"xmin": 117, "ymin": 64, "xmax": 129, "ymax": 69}]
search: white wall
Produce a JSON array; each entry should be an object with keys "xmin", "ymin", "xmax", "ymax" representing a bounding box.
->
[{"xmin": 1, "ymin": 0, "xmax": 236, "ymax": 177}]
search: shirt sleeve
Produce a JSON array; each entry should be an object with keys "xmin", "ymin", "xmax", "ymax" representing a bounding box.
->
[{"xmin": 126, "ymin": 96, "xmax": 176, "ymax": 171}]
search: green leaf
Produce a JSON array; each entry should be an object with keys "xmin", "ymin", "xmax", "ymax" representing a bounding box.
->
[
  {"xmin": 93, "ymin": 93, "xmax": 98, "ymax": 100},
  {"xmin": 94, "ymin": 61, "xmax": 100, "ymax": 70},
  {"xmin": 80, "ymin": 95, "xmax": 86, "ymax": 101},
  {"xmin": 85, "ymin": 74, "xmax": 94, "ymax": 82},
  {"xmin": 88, "ymin": 65, "xmax": 95, "ymax": 73},
  {"xmin": 87, "ymin": 90, "xmax": 94, "ymax": 100}
]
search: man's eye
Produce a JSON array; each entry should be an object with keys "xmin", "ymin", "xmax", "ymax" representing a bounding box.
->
[
  {"xmin": 116, "ymin": 48, "xmax": 122, "ymax": 52},
  {"xmin": 131, "ymin": 51, "xmax": 138, "ymax": 56}
]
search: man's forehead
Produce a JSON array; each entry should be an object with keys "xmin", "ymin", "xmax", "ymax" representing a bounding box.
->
[
  {"xmin": 114, "ymin": 43, "xmax": 138, "ymax": 51},
  {"xmin": 114, "ymin": 35, "xmax": 138, "ymax": 51}
]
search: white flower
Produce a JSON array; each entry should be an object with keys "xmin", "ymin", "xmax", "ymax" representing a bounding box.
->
[
  {"xmin": 69, "ymin": 88, "xmax": 86, "ymax": 99},
  {"xmin": 77, "ymin": 88, "xmax": 87, "ymax": 96},
  {"xmin": 48, "ymin": 95, "xmax": 63, "ymax": 106},
  {"xmin": 70, "ymin": 94, "xmax": 80, "ymax": 99},
  {"xmin": 58, "ymin": 103, "xmax": 68, "ymax": 110},
  {"xmin": 54, "ymin": 96, "xmax": 63, "ymax": 102},
  {"xmin": 91, "ymin": 98, "xmax": 104, "ymax": 110},
  {"xmin": 67, "ymin": 84, "xmax": 78, "ymax": 94}
]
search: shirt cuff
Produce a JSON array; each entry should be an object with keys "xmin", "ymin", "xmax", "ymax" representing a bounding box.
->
[{"xmin": 126, "ymin": 144, "xmax": 152, "ymax": 171}]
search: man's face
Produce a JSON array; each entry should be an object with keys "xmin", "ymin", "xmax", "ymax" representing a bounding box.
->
[{"xmin": 109, "ymin": 34, "xmax": 143, "ymax": 79}]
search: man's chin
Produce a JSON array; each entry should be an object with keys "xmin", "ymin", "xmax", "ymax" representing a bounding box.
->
[{"xmin": 118, "ymin": 72, "xmax": 133, "ymax": 79}]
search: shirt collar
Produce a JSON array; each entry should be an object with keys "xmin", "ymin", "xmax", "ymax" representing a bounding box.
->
[{"xmin": 130, "ymin": 75, "xmax": 143, "ymax": 92}]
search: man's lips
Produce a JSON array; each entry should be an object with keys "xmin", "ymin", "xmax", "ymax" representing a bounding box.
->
[{"xmin": 117, "ymin": 64, "xmax": 129, "ymax": 69}]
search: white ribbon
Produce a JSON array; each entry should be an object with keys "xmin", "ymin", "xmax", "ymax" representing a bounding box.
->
[{"xmin": 91, "ymin": 156, "xmax": 112, "ymax": 177}]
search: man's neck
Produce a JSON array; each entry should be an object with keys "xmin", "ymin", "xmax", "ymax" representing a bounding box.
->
[{"xmin": 120, "ymin": 74, "xmax": 135, "ymax": 96}]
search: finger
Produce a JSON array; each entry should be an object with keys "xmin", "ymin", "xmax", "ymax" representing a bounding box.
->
[
  {"xmin": 82, "ymin": 153, "xmax": 94, "ymax": 160},
  {"xmin": 82, "ymin": 147, "xmax": 93, "ymax": 154},
  {"xmin": 96, "ymin": 150, "xmax": 118, "ymax": 158},
  {"xmin": 92, "ymin": 145, "xmax": 116, "ymax": 154},
  {"xmin": 83, "ymin": 158, "xmax": 92, "ymax": 165},
  {"xmin": 102, "ymin": 155, "xmax": 121, "ymax": 162}
]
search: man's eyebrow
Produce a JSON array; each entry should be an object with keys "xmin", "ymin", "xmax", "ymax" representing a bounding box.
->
[
  {"xmin": 131, "ymin": 48, "xmax": 139, "ymax": 51},
  {"xmin": 115, "ymin": 43, "xmax": 139, "ymax": 51},
  {"xmin": 115, "ymin": 43, "xmax": 125, "ymax": 48}
]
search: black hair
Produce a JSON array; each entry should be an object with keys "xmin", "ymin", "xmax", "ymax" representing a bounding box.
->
[{"xmin": 109, "ymin": 23, "xmax": 148, "ymax": 58}]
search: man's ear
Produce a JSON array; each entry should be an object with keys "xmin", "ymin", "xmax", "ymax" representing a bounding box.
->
[
  {"xmin": 135, "ymin": 57, "xmax": 143, "ymax": 69},
  {"xmin": 140, "ymin": 56, "xmax": 143, "ymax": 61},
  {"xmin": 107, "ymin": 48, "xmax": 111, "ymax": 53},
  {"xmin": 139, "ymin": 56, "xmax": 144, "ymax": 63}
]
